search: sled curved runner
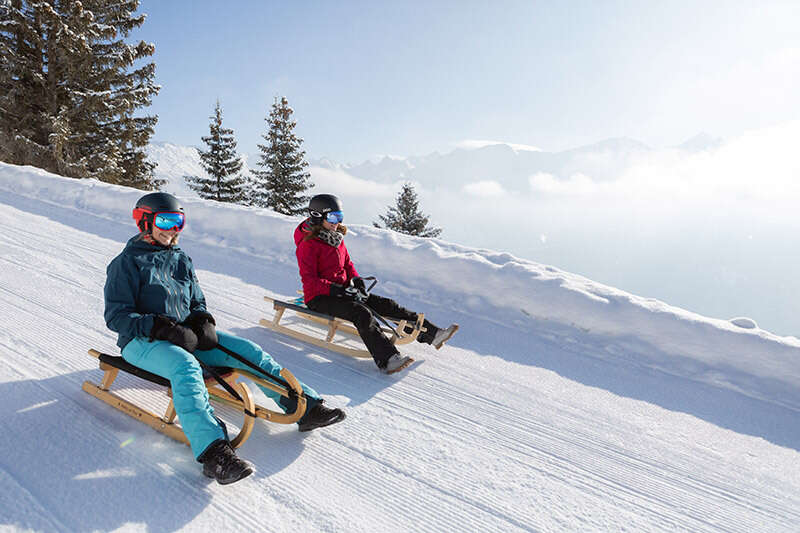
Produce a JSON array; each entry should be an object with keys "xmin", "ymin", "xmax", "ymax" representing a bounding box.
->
[
  {"xmin": 259, "ymin": 295, "xmax": 426, "ymax": 359},
  {"xmin": 82, "ymin": 349, "xmax": 307, "ymax": 449}
]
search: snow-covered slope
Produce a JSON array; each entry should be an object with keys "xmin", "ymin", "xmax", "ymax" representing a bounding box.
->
[{"xmin": 1, "ymin": 162, "xmax": 799, "ymax": 532}]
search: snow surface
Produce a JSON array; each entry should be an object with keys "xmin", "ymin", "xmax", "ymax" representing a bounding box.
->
[{"xmin": 1, "ymin": 162, "xmax": 799, "ymax": 532}]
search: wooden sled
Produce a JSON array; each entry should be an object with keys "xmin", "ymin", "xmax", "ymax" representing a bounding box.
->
[
  {"xmin": 82, "ymin": 348, "xmax": 307, "ymax": 449},
  {"xmin": 259, "ymin": 295, "xmax": 426, "ymax": 359}
]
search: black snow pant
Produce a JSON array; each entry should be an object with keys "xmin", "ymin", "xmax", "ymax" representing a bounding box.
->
[{"xmin": 307, "ymin": 293, "xmax": 439, "ymax": 367}]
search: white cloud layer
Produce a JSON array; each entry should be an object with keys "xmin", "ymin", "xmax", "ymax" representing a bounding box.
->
[
  {"xmin": 462, "ymin": 180, "xmax": 507, "ymax": 197},
  {"xmin": 308, "ymin": 167, "xmax": 399, "ymax": 199},
  {"xmin": 529, "ymin": 173, "xmax": 598, "ymax": 196}
]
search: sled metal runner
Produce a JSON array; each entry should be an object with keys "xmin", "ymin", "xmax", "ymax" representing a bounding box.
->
[
  {"xmin": 260, "ymin": 296, "xmax": 426, "ymax": 359},
  {"xmin": 82, "ymin": 349, "xmax": 307, "ymax": 449}
]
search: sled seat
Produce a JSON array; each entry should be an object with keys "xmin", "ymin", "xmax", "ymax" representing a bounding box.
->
[
  {"xmin": 272, "ymin": 298, "xmax": 353, "ymax": 321},
  {"xmin": 82, "ymin": 348, "xmax": 307, "ymax": 449},
  {"xmin": 260, "ymin": 296, "xmax": 425, "ymax": 359},
  {"xmin": 94, "ymin": 352, "xmax": 235, "ymax": 388}
]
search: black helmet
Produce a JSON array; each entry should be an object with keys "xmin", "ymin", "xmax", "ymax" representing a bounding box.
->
[
  {"xmin": 133, "ymin": 192, "xmax": 184, "ymax": 233},
  {"xmin": 308, "ymin": 194, "xmax": 342, "ymax": 225}
]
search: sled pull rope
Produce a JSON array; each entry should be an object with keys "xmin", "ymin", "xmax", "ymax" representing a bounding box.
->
[
  {"xmin": 195, "ymin": 359, "xmax": 257, "ymax": 418},
  {"xmin": 351, "ymin": 277, "xmax": 403, "ymax": 339},
  {"xmin": 214, "ymin": 343, "xmax": 292, "ymax": 391},
  {"xmin": 360, "ymin": 276, "xmax": 378, "ymax": 294}
]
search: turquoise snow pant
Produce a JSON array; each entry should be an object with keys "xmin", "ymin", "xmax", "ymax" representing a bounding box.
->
[{"xmin": 122, "ymin": 331, "xmax": 322, "ymax": 460}]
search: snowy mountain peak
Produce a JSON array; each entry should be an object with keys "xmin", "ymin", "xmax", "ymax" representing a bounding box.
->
[
  {"xmin": 455, "ymin": 139, "xmax": 543, "ymax": 153},
  {"xmin": 676, "ymin": 132, "xmax": 723, "ymax": 152}
]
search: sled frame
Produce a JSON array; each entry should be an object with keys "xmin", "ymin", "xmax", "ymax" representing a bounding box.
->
[
  {"xmin": 82, "ymin": 349, "xmax": 307, "ymax": 449},
  {"xmin": 259, "ymin": 296, "xmax": 425, "ymax": 359}
]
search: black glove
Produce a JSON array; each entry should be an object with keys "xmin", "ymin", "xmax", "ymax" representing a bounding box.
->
[
  {"xmin": 183, "ymin": 311, "xmax": 218, "ymax": 351},
  {"xmin": 348, "ymin": 277, "xmax": 369, "ymax": 302},
  {"xmin": 150, "ymin": 315, "xmax": 199, "ymax": 353},
  {"xmin": 329, "ymin": 283, "xmax": 350, "ymax": 299}
]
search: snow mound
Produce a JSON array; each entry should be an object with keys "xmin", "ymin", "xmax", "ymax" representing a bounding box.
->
[{"xmin": 730, "ymin": 317, "xmax": 758, "ymax": 329}]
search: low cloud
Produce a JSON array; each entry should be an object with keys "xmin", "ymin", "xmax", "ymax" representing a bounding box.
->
[
  {"xmin": 308, "ymin": 166, "xmax": 398, "ymax": 198},
  {"xmin": 529, "ymin": 172, "xmax": 598, "ymax": 196},
  {"xmin": 463, "ymin": 180, "xmax": 507, "ymax": 197},
  {"xmin": 609, "ymin": 120, "xmax": 800, "ymax": 210},
  {"xmin": 514, "ymin": 120, "xmax": 800, "ymax": 214}
]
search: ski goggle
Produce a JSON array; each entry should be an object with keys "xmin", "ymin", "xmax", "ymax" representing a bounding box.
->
[
  {"xmin": 325, "ymin": 211, "xmax": 343, "ymax": 224},
  {"xmin": 153, "ymin": 212, "xmax": 186, "ymax": 231}
]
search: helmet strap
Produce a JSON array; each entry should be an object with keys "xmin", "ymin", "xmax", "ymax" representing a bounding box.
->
[{"xmin": 140, "ymin": 214, "xmax": 153, "ymax": 234}]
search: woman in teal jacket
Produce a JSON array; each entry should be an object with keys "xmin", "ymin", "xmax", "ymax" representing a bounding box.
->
[{"xmin": 104, "ymin": 192, "xmax": 345, "ymax": 485}]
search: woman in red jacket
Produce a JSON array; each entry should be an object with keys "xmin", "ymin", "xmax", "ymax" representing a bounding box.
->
[{"xmin": 294, "ymin": 194, "xmax": 458, "ymax": 374}]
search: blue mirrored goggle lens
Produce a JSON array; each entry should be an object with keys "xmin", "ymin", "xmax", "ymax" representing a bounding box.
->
[
  {"xmin": 153, "ymin": 212, "xmax": 185, "ymax": 231},
  {"xmin": 325, "ymin": 211, "xmax": 343, "ymax": 224}
]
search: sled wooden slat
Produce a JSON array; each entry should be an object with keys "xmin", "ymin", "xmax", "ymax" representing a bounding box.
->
[
  {"xmin": 205, "ymin": 380, "xmax": 256, "ymax": 448},
  {"xmin": 261, "ymin": 296, "xmax": 426, "ymax": 358},
  {"xmin": 81, "ymin": 380, "xmax": 190, "ymax": 446},
  {"xmin": 206, "ymin": 368, "xmax": 307, "ymax": 425},
  {"xmin": 259, "ymin": 317, "xmax": 372, "ymax": 358},
  {"xmin": 84, "ymin": 349, "xmax": 306, "ymax": 449}
]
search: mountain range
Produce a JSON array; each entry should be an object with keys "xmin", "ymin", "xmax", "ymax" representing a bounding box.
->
[{"xmin": 147, "ymin": 133, "xmax": 722, "ymax": 195}]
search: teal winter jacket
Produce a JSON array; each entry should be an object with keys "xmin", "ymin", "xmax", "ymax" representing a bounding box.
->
[{"xmin": 104, "ymin": 235, "xmax": 207, "ymax": 349}]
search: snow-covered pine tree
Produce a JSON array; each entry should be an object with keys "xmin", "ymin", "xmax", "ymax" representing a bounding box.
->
[
  {"xmin": 374, "ymin": 182, "xmax": 442, "ymax": 238},
  {"xmin": 185, "ymin": 101, "xmax": 248, "ymax": 204},
  {"xmin": 41, "ymin": 0, "xmax": 109, "ymax": 179},
  {"xmin": 0, "ymin": 0, "xmax": 52, "ymax": 168},
  {"xmin": 0, "ymin": 0, "xmax": 161, "ymax": 189},
  {"xmin": 250, "ymin": 96, "xmax": 313, "ymax": 215},
  {"xmin": 85, "ymin": 0, "xmax": 161, "ymax": 189}
]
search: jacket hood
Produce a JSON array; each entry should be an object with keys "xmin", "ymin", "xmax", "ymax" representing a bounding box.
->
[{"xmin": 294, "ymin": 220, "xmax": 312, "ymax": 247}]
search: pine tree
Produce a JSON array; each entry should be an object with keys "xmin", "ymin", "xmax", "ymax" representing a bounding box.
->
[
  {"xmin": 85, "ymin": 0, "xmax": 161, "ymax": 189},
  {"xmin": 185, "ymin": 101, "xmax": 248, "ymax": 204},
  {"xmin": 374, "ymin": 182, "xmax": 442, "ymax": 238},
  {"xmin": 250, "ymin": 96, "xmax": 313, "ymax": 215},
  {"xmin": 0, "ymin": 0, "xmax": 51, "ymax": 168},
  {"xmin": 0, "ymin": 0, "xmax": 161, "ymax": 189}
]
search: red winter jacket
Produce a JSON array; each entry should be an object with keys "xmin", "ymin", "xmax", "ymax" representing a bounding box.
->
[{"xmin": 294, "ymin": 220, "xmax": 359, "ymax": 303}]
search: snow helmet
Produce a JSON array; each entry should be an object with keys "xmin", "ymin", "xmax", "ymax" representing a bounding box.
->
[
  {"xmin": 308, "ymin": 194, "xmax": 342, "ymax": 225},
  {"xmin": 133, "ymin": 192, "xmax": 184, "ymax": 233}
]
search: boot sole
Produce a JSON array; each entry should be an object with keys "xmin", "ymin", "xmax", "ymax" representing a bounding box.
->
[
  {"xmin": 434, "ymin": 325, "xmax": 459, "ymax": 350},
  {"xmin": 382, "ymin": 357, "xmax": 415, "ymax": 374},
  {"xmin": 298, "ymin": 410, "xmax": 347, "ymax": 432},
  {"xmin": 205, "ymin": 465, "xmax": 254, "ymax": 485}
]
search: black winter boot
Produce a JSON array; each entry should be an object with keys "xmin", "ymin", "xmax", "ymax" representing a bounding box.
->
[
  {"xmin": 298, "ymin": 402, "xmax": 346, "ymax": 432},
  {"xmin": 200, "ymin": 440, "xmax": 253, "ymax": 485}
]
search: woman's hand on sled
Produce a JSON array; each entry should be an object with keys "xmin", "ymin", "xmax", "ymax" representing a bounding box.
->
[
  {"xmin": 183, "ymin": 311, "xmax": 218, "ymax": 351},
  {"xmin": 350, "ymin": 277, "xmax": 366, "ymax": 292},
  {"xmin": 150, "ymin": 315, "xmax": 199, "ymax": 353}
]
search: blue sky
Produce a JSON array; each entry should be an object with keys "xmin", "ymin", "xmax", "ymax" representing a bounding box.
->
[{"xmin": 136, "ymin": 1, "xmax": 800, "ymax": 163}]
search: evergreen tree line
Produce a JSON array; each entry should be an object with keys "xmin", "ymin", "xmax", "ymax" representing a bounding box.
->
[
  {"xmin": 184, "ymin": 96, "xmax": 312, "ymax": 215},
  {"xmin": 0, "ymin": 0, "xmax": 161, "ymax": 189},
  {"xmin": 186, "ymin": 97, "xmax": 442, "ymax": 238}
]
